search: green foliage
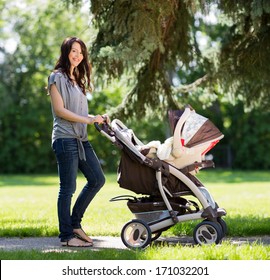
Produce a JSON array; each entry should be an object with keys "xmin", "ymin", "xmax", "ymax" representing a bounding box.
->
[
  {"xmin": 89, "ymin": 0, "xmax": 195, "ymax": 118},
  {"xmin": 65, "ymin": 0, "xmax": 270, "ymax": 118},
  {"xmin": 1, "ymin": 0, "xmax": 270, "ymax": 173},
  {"xmin": 224, "ymin": 103, "xmax": 270, "ymax": 169},
  {"xmin": 209, "ymin": 0, "xmax": 270, "ymax": 110}
]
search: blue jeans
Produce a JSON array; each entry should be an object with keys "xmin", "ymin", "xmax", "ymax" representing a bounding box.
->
[{"xmin": 52, "ymin": 138, "xmax": 105, "ymax": 242}]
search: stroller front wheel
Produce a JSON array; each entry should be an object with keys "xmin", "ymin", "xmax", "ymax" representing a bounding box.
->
[
  {"xmin": 217, "ymin": 217, "xmax": 228, "ymax": 237},
  {"xmin": 193, "ymin": 220, "xmax": 223, "ymax": 245},
  {"xmin": 121, "ymin": 219, "xmax": 152, "ymax": 249}
]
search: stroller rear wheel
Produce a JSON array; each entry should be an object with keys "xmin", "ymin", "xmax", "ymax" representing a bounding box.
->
[
  {"xmin": 193, "ymin": 220, "xmax": 223, "ymax": 245},
  {"xmin": 121, "ymin": 219, "xmax": 152, "ymax": 249}
]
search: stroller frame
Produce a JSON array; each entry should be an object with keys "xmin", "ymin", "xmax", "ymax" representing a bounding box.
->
[{"xmin": 96, "ymin": 110, "xmax": 227, "ymax": 249}]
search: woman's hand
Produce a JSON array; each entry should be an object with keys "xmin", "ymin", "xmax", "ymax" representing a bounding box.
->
[
  {"xmin": 102, "ymin": 114, "xmax": 110, "ymax": 124},
  {"xmin": 89, "ymin": 114, "xmax": 105, "ymax": 124}
]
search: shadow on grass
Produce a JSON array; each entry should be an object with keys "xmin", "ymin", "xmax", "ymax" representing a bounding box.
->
[
  {"xmin": 0, "ymin": 224, "xmax": 58, "ymax": 238},
  {"xmin": 0, "ymin": 174, "xmax": 57, "ymax": 187}
]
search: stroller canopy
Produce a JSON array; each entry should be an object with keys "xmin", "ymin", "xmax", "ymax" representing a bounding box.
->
[{"xmin": 169, "ymin": 107, "xmax": 223, "ymax": 148}]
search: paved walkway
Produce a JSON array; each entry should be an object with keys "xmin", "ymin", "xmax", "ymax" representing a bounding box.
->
[
  {"xmin": 1, "ymin": 236, "xmax": 270, "ymax": 251},
  {"xmin": 0, "ymin": 236, "xmax": 126, "ymax": 252}
]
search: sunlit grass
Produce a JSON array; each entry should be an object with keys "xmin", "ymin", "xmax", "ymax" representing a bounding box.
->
[
  {"xmin": 141, "ymin": 241, "xmax": 270, "ymax": 260},
  {"xmin": 0, "ymin": 173, "xmax": 133, "ymax": 237},
  {"xmin": 0, "ymin": 170, "xmax": 270, "ymax": 238}
]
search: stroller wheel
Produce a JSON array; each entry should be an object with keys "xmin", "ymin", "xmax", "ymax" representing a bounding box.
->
[
  {"xmin": 121, "ymin": 219, "xmax": 152, "ymax": 249},
  {"xmin": 217, "ymin": 217, "xmax": 228, "ymax": 237},
  {"xmin": 193, "ymin": 220, "xmax": 223, "ymax": 245}
]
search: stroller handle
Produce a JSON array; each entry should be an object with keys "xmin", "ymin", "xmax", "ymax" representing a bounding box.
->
[
  {"xmin": 94, "ymin": 122, "xmax": 102, "ymax": 132},
  {"xmin": 94, "ymin": 114, "xmax": 111, "ymax": 132},
  {"xmin": 94, "ymin": 121, "xmax": 117, "ymax": 143}
]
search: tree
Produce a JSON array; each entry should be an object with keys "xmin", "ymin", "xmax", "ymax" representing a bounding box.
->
[{"xmin": 65, "ymin": 0, "xmax": 270, "ymax": 118}]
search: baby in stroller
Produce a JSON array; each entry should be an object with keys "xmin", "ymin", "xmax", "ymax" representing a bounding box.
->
[{"xmin": 96, "ymin": 105, "xmax": 227, "ymax": 249}]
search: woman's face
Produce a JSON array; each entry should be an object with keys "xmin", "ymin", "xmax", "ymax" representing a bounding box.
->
[{"xmin": 68, "ymin": 42, "xmax": 84, "ymax": 69}]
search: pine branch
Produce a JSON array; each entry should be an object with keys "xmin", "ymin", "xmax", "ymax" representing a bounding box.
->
[{"xmin": 173, "ymin": 74, "xmax": 209, "ymax": 94}]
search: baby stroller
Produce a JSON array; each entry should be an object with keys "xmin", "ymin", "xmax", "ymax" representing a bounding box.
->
[{"xmin": 95, "ymin": 105, "xmax": 227, "ymax": 249}]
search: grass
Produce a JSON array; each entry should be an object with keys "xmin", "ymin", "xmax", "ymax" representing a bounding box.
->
[
  {"xmin": 0, "ymin": 173, "xmax": 134, "ymax": 237},
  {"xmin": 0, "ymin": 170, "xmax": 270, "ymax": 260}
]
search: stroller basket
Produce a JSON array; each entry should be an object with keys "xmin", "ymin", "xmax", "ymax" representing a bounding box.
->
[
  {"xmin": 127, "ymin": 196, "xmax": 199, "ymax": 223},
  {"xmin": 132, "ymin": 210, "xmax": 173, "ymax": 224}
]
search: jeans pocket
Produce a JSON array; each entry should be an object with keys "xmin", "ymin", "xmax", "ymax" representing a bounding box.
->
[
  {"xmin": 54, "ymin": 138, "xmax": 79, "ymax": 155},
  {"xmin": 52, "ymin": 138, "xmax": 65, "ymax": 156}
]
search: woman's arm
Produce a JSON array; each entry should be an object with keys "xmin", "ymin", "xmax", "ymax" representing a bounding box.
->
[{"xmin": 49, "ymin": 84, "xmax": 104, "ymax": 124}]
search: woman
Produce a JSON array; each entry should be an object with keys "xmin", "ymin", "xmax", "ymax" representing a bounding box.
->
[{"xmin": 48, "ymin": 37, "xmax": 107, "ymax": 247}]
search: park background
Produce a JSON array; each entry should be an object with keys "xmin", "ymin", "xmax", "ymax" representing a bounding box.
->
[
  {"xmin": 1, "ymin": 0, "xmax": 270, "ymax": 174},
  {"xmin": 0, "ymin": 0, "xmax": 270, "ymax": 260}
]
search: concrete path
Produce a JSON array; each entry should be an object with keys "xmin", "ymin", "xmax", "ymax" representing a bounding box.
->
[
  {"xmin": 0, "ymin": 236, "xmax": 126, "ymax": 252},
  {"xmin": 1, "ymin": 236, "xmax": 270, "ymax": 252}
]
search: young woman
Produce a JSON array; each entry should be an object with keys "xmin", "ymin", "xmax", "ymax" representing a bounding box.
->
[{"xmin": 48, "ymin": 37, "xmax": 107, "ymax": 247}]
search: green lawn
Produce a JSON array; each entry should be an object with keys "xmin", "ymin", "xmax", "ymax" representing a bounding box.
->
[
  {"xmin": 0, "ymin": 170, "xmax": 269, "ymax": 238},
  {"xmin": 0, "ymin": 170, "xmax": 270, "ymax": 260}
]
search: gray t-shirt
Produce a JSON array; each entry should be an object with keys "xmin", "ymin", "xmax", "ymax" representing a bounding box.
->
[{"xmin": 48, "ymin": 71, "xmax": 89, "ymax": 160}]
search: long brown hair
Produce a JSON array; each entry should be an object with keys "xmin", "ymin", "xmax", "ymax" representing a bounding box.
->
[{"xmin": 54, "ymin": 37, "xmax": 92, "ymax": 95}]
